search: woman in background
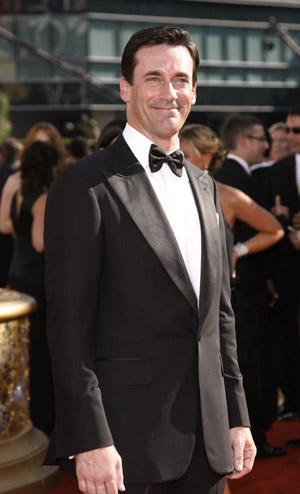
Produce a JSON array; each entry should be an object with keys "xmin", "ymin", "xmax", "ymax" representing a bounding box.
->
[
  {"xmin": 0, "ymin": 122, "xmax": 66, "ymax": 243},
  {"xmin": 23, "ymin": 121, "xmax": 66, "ymax": 171},
  {"xmin": 97, "ymin": 118, "xmax": 126, "ymax": 150},
  {"xmin": 0, "ymin": 141, "xmax": 59, "ymax": 434}
]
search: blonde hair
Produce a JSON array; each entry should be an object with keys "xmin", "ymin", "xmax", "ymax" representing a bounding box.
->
[
  {"xmin": 268, "ymin": 122, "xmax": 287, "ymax": 134},
  {"xmin": 180, "ymin": 124, "xmax": 225, "ymax": 173},
  {"xmin": 24, "ymin": 122, "xmax": 67, "ymax": 171}
]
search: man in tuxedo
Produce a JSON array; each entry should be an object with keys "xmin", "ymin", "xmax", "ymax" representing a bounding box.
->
[
  {"xmin": 214, "ymin": 115, "xmax": 268, "ymax": 199},
  {"xmin": 44, "ymin": 27, "xmax": 255, "ymax": 494},
  {"xmin": 214, "ymin": 115, "xmax": 286, "ymax": 458},
  {"xmin": 267, "ymin": 105, "xmax": 300, "ymax": 433}
]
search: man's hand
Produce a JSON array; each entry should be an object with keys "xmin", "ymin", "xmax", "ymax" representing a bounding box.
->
[
  {"xmin": 292, "ymin": 211, "xmax": 300, "ymax": 229},
  {"xmin": 227, "ymin": 427, "xmax": 256, "ymax": 480},
  {"xmin": 75, "ymin": 445, "xmax": 125, "ymax": 494},
  {"xmin": 271, "ymin": 195, "xmax": 289, "ymax": 220},
  {"xmin": 288, "ymin": 226, "xmax": 300, "ymax": 251},
  {"xmin": 266, "ymin": 278, "xmax": 279, "ymax": 308}
]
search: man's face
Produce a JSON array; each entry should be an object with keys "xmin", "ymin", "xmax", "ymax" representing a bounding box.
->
[
  {"xmin": 270, "ymin": 129, "xmax": 290, "ymax": 162},
  {"xmin": 286, "ymin": 114, "xmax": 300, "ymax": 154},
  {"xmin": 243, "ymin": 124, "xmax": 269, "ymax": 165},
  {"xmin": 120, "ymin": 44, "xmax": 196, "ymax": 149}
]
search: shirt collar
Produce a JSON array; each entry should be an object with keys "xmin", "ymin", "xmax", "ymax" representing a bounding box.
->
[
  {"xmin": 250, "ymin": 160, "xmax": 274, "ymax": 172},
  {"xmin": 295, "ymin": 153, "xmax": 300, "ymax": 183},
  {"xmin": 122, "ymin": 123, "xmax": 180, "ymax": 171},
  {"xmin": 226, "ymin": 153, "xmax": 252, "ymax": 176}
]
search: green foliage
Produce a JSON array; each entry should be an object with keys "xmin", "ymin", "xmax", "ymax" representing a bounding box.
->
[{"xmin": 0, "ymin": 91, "xmax": 12, "ymax": 145}]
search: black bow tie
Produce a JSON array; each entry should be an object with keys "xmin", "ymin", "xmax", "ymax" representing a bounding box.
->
[{"xmin": 149, "ymin": 144, "xmax": 184, "ymax": 177}]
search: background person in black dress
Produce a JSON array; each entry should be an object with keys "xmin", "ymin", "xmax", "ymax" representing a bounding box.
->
[
  {"xmin": 0, "ymin": 137, "xmax": 23, "ymax": 287},
  {"xmin": 0, "ymin": 141, "xmax": 59, "ymax": 434}
]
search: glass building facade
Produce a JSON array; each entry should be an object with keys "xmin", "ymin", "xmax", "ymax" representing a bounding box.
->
[{"xmin": 0, "ymin": 0, "xmax": 300, "ymax": 135}]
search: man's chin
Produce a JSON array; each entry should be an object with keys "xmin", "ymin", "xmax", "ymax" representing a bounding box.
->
[{"xmin": 159, "ymin": 117, "xmax": 184, "ymax": 133}]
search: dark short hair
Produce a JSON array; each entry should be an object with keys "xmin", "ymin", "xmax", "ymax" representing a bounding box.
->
[
  {"xmin": 222, "ymin": 114, "xmax": 264, "ymax": 151},
  {"xmin": 97, "ymin": 118, "xmax": 126, "ymax": 150},
  {"xmin": 69, "ymin": 136, "xmax": 90, "ymax": 159},
  {"xmin": 1, "ymin": 137, "xmax": 23, "ymax": 163},
  {"xmin": 121, "ymin": 26, "xmax": 200, "ymax": 85},
  {"xmin": 288, "ymin": 105, "xmax": 300, "ymax": 118}
]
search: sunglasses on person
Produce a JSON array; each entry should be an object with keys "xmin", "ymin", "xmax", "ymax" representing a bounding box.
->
[{"xmin": 286, "ymin": 127, "xmax": 300, "ymax": 134}]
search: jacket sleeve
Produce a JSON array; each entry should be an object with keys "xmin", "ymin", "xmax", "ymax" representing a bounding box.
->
[
  {"xmin": 210, "ymin": 176, "xmax": 251, "ymax": 429},
  {"xmin": 44, "ymin": 165, "xmax": 113, "ymax": 460}
]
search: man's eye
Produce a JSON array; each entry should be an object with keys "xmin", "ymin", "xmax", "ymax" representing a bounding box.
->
[{"xmin": 175, "ymin": 78, "xmax": 189, "ymax": 84}]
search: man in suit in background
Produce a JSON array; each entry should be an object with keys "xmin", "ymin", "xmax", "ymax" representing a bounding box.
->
[
  {"xmin": 214, "ymin": 114, "xmax": 268, "ymax": 200},
  {"xmin": 267, "ymin": 105, "xmax": 300, "ymax": 433},
  {"xmin": 44, "ymin": 27, "xmax": 255, "ymax": 494},
  {"xmin": 214, "ymin": 115, "xmax": 286, "ymax": 458}
]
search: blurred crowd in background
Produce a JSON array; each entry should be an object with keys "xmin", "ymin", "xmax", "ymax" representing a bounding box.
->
[{"xmin": 0, "ymin": 107, "xmax": 299, "ymax": 464}]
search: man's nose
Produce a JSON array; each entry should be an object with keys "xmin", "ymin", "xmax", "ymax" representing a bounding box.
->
[{"xmin": 160, "ymin": 82, "xmax": 177, "ymax": 101}]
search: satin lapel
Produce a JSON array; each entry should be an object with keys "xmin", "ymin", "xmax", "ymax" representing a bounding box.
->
[
  {"xmin": 104, "ymin": 138, "xmax": 198, "ymax": 314},
  {"xmin": 184, "ymin": 162, "xmax": 220, "ymax": 325}
]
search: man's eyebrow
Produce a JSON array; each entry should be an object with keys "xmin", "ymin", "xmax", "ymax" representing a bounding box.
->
[
  {"xmin": 143, "ymin": 70, "xmax": 190, "ymax": 78},
  {"xmin": 174, "ymin": 72, "xmax": 190, "ymax": 79},
  {"xmin": 143, "ymin": 70, "xmax": 162, "ymax": 77}
]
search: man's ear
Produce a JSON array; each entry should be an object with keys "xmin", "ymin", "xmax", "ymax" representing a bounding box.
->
[
  {"xmin": 239, "ymin": 134, "xmax": 248, "ymax": 149},
  {"xmin": 120, "ymin": 77, "xmax": 131, "ymax": 103}
]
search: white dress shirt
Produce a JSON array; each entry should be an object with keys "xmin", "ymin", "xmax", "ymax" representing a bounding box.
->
[
  {"xmin": 295, "ymin": 154, "xmax": 300, "ymax": 195},
  {"xmin": 123, "ymin": 124, "xmax": 201, "ymax": 304},
  {"xmin": 250, "ymin": 160, "xmax": 274, "ymax": 172}
]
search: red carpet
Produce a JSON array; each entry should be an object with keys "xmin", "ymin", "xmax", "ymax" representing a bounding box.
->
[
  {"xmin": 229, "ymin": 420, "xmax": 300, "ymax": 494},
  {"xmin": 47, "ymin": 421, "xmax": 300, "ymax": 494}
]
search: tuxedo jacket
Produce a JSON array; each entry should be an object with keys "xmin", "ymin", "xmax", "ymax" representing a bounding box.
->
[
  {"xmin": 267, "ymin": 154, "xmax": 300, "ymax": 302},
  {"xmin": 214, "ymin": 157, "xmax": 258, "ymax": 201},
  {"xmin": 267, "ymin": 154, "xmax": 300, "ymax": 217},
  {"xmin": 214, "ymin": 157, "xmax": 265, "ymax": 294},
  {"xmin": 44, "ymin": 136, "xmax": 249, "ymax": 484},
  {"xmin": 214, "ymin": 157, "xmax": 260, "ymax": 243}
]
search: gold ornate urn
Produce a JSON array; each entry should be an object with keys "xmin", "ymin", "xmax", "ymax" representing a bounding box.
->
[{"xmin": 0, "ymin": 288, "xmax": 61, "ymax": 493}]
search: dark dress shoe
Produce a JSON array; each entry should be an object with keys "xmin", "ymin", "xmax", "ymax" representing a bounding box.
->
[
  {"xmin": 256, "ymin": 443, "xmax": 287, "ymax": 458},
  {"xmin": 277, "ymin": 403, "xmax": 300, "ymax": 421},
  {"xmin": 286, "ymin": 438, "xmax": 300, "ymax": 448}
]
